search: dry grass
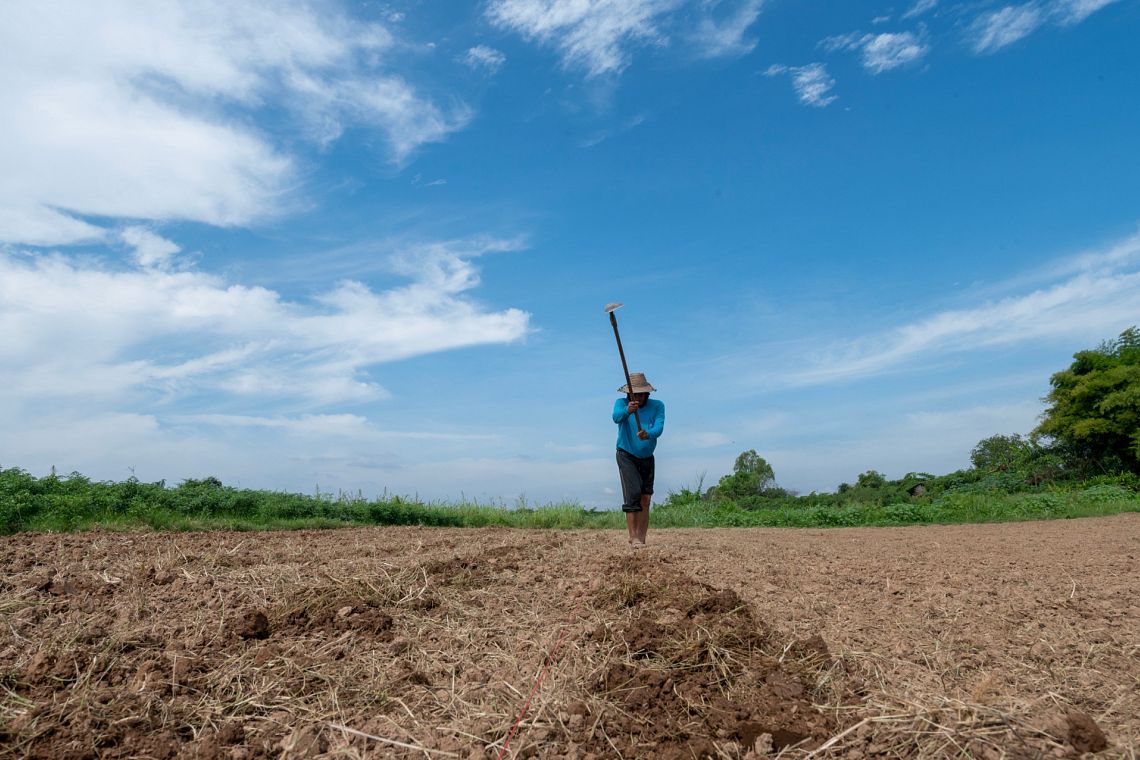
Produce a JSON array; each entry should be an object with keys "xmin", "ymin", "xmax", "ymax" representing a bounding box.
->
[{"xmin": 2, "ymin": 518, "xmax": 1138, "ymax": 758}]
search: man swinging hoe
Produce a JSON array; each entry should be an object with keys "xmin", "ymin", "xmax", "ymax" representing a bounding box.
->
[{"xmin": 604, "ymin": 303, "xmax": 665, "ymax": 548}]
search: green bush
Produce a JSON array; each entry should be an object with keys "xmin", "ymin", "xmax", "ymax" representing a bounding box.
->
[
  {"xmin": 883, "ymin": 502, "xmax": 931, "ymax": 523},
  {"xmin": 1014, "ymin": 493, "xmax": 1065, "ymax": 517},
  {"xmin": 1077, "ymin": 484, "xmax": 1133, "ymax": 504}
]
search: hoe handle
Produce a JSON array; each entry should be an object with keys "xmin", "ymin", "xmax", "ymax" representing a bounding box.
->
[{"xmin": 609, "ymin": 311, "xmax": 643, "ymax": 433}]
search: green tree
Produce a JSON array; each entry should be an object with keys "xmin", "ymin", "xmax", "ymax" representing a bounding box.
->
[
  {"xmin": 710, "ymin": 449, "xmax": 776, "ymax": 501},
  {"xmin": 733, "ymin": 450, "xmax": 775, "ymax": 486},
  {"xmin": 1036, "ymin": 327, "xmax": 1140, "ymax": 474},
  {"xmin": 970, "ymin": 434, "xmax": 1034, "ymax": 472},
  {"xmin": 856, "ymin": 470, "xmax": 886, "ymax": 489},
  {"xmin": 970, "ymin": 433, "xmax": 1063, "ymax": 486}
]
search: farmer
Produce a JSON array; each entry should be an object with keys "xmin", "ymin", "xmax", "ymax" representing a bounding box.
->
[{"xmin": 613, "ymin": 372, "xmax": 665, "ymax": 547}]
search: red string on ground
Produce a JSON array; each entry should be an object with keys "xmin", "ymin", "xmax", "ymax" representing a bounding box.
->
[{"xmin": 496, "ymin": 627, "xmax": 569, "ymax": 760}]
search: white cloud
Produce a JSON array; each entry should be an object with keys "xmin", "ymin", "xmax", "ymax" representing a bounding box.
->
[
  {"xmin": 819, "ymin": 32, "xmax": 863, "ymax": 53},
  {"xmin": 691, "ymin": 0, "xmax": 765, "ymax": 59},
  {"xmin": 1052, "ymin": 0, "xmax": 1120, "ymax": 24},
  {"xmin": 121, "ymin": 227, "xmax": 183, "ymax": 270},
  {"xmin": 486, "ymin": 0, "xmax": 768, "ymax": 76},
  {"xmin": 969, "ymin": 4, "xmax": 1045, "ymax": 53},
  {"xmin": 172, "ymin": 414, "xmax": 503, "ymax": 441},
  {"xmin": 580, "ymin": 113, "xmax": 649, "ymax": 147},
  {"xmin": 486, "ymin": 0, "xmax": 683, "ymax": 77},
  {"xmin": 462, "ymin": 45, "xmax": 508, "ymax": 74},
  {"xmin": 1060, "ymin": 231, "xmax": 1140, "ymax": 275},
  {"xmin": 860, "ymin": 32, "xmax": 929, "ymax": 73},
  {"xmin": 966, "ymin": 0, "xmax": 1120, "ymax": 54},
  {"xmin": 783, "ymin": 232, "xmax": 1140, "ymax": 386},
  {"xmin": 765, "ymin": 63, "xmax": 838, "ymax": 107},
  {"xmin": 819, "ymin": 30, "xmax": 928, "ymax": 74},
  {"xmin": 0, "ymin": 237, "xmax": 530, "ymax": 406},
  {"xmin": 328, "ymin": 78, "xmax": 472, "ymax": 162},
  {"xmin": 0, "ymin": 0, "xmax": 468, "ymax": 246},
  {"xmin": 903, "ymin": 0, "xmax": 939, "ymax": 19}
]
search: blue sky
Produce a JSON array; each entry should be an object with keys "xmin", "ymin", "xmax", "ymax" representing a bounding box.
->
[{"xmin": 2, "ymin": 0, "xmax": 1138, "ymax": 506}]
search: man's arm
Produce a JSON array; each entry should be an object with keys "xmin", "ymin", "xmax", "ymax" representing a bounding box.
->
[
  {"xmin": 612, "ymin": 398, "xmax": 631, "ymax": 424},
  {"xmin": 646, "ymin": 402, "xmax": 665, "ymax": 439}
]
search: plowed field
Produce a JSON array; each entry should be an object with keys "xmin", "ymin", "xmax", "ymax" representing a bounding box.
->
[{"xmin": 2, "ymin": 514, "xmax": 1138, "ymax": 758}]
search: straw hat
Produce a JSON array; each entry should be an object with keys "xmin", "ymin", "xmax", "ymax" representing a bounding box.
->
[{"xmin": 618, "ymin": 372, "xmax": 656, "ymax": 394}]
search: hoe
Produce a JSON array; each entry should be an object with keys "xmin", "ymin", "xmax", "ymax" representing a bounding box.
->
[{"xmin": 603, "ymin": 302, "xmax": 643, "ymax": 436}]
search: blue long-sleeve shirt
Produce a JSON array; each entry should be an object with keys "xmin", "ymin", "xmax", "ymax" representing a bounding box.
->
[{"xmin": 613, "ymin": 397, "xmax": 665, "ymax": 459}]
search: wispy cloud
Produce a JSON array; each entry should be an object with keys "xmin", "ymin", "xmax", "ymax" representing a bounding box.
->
[
  {"xmin": 462, "ymin": 45, "xmax": 507, "ymax": 73},
  {"xmin": 820, "ymin": 31, "xmax": 929, "ymax": 74},
  {"xmin": 412, "ymin": 173, "xmax": 448, "ymax": 188},
  {"xmin": 903, "ymin": 0, "xmax": 939, "ymax": 19},
  {"xmin": 0, "ymin": 1, "xmax": 469, "ymax": 247},
  {"xmin": 486, "ymin": 0, "xmax": 766, "ymax": 77},
  {"xmin": 967, "ymin": 0, "xmax": 1118, "ymax": 54},
  {"xmin": 783, "ymin": 232, "xmax": 1140, "ymax": 386},
  {"xmin": 819, "ymin": 32, "xmax": 862, "ymax": 53},
  {"xmin": 0, "ymin": 237, "xmax": 530, "ymax": 406},
  {"xmin": 486, "ymin": 0, "xmax": 682, "ymax": 77},
  {"xmin": 690, "ymin": 0, "xmax": 765, "ymax": 59},
  {"xmin": 579, "ymin": 113, "xmax": 649, "ymax": 146},
  {"xmin": 860, "ymin": 32, "xmax": 929, "ymax": 73},
  {"xmin": 765, "ymin": 63, "xmax": 838, "ymax": 107},
  {"xmin": 1054, "ymin": 0, "xmax": 1120, "ymax": 24},
  {"xmin": 172, "ymin": 414, "xmax": 503, "ymax": 441},
  {"xmin": 969, "ymin": 3, "xmax": 1045, "ymax": 53}
]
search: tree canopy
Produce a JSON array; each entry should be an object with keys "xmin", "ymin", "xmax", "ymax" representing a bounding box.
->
[
  {"xmin": 1035, "ymin": 326, "xmax": 1140, "ymax": 474},
  {"xmin": 970, "ymin": 433, "xmax": 1035, "ymax": 473},
  {"xmin": 710, "ymin": 449, "xmax": 777, "ymax": 501}
]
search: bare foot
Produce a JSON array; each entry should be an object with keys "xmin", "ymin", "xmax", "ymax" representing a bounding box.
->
[{"xmin": 632, "ymin": 541, "xmax": 647, "ymax": 549}]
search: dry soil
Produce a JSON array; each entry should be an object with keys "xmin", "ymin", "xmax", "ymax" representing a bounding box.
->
[{"xmin": 2, "ymin": 514, "xmax": 1138, "ymax": 758}]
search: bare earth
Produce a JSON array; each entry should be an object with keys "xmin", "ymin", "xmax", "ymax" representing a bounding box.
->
[{"xmin": 2, "ymin": 514, "xmax": 1138, "ymax": 758}]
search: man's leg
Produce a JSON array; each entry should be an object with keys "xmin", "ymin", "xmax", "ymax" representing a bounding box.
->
[
  {"xmin": 617, "ymin": 450, "xmax": 642, "ymax": 545},
  {"xmin": 636, "ymin": 493, "xmax": 651, "ymax": 544},
  {"xmin": 634, "ymin": 455, "xmax": 654, "ymax": 545}
]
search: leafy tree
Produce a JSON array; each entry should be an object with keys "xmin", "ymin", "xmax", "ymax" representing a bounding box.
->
[
  {"xmin": 1036, "ymin": 327, "xmax": 1140, "ymax": 474},
  {"xmin": 970, "ymin": 433, "xmax": 1064, "ymax": 486},
  {"xmin": 856, "ymin": 470, "xmax": 886, "ymax": 489},
  {"xmin": 733, "ymin": 450, "xmax": 775, "ymax": 487},
  {"xmin": 710, "ymin": 449, "xmax": 776, "ymax": 501},
  {"xmin": 971, "ymin": 434, "xmax": 1035, "ymax": 472}
]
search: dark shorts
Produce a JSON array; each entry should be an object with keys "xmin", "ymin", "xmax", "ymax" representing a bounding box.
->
[{"xmin": 616, "ymin": 448, "xmax": 655, "ymax": 513}]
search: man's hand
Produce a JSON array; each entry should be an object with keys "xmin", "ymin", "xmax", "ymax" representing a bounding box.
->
[
  {"xmin": 627, "ymin": 400, "xmax": 640, "ymax": 414},
  {"xmin": 637, "ymin": 430, "xmax": 649, "ymax": 440}
]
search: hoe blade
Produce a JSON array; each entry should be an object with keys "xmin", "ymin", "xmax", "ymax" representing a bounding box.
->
[{"xmin": 603, "ymin": 302, "xmax": 623, "ymax": 313}]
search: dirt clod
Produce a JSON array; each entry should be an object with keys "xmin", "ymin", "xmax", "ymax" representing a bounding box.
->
[
  {"xmin": 1067, "ymin": 710, "xmax": 1109, "ymax": 754},
  {"xmin": 231, "ymin": 610, "xmax": 270, "ymax": 640}
]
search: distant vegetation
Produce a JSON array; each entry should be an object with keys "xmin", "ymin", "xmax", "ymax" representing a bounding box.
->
[{"xmin": 2, "ymin": 328, "xmax": 1138, "ymax": 534}]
